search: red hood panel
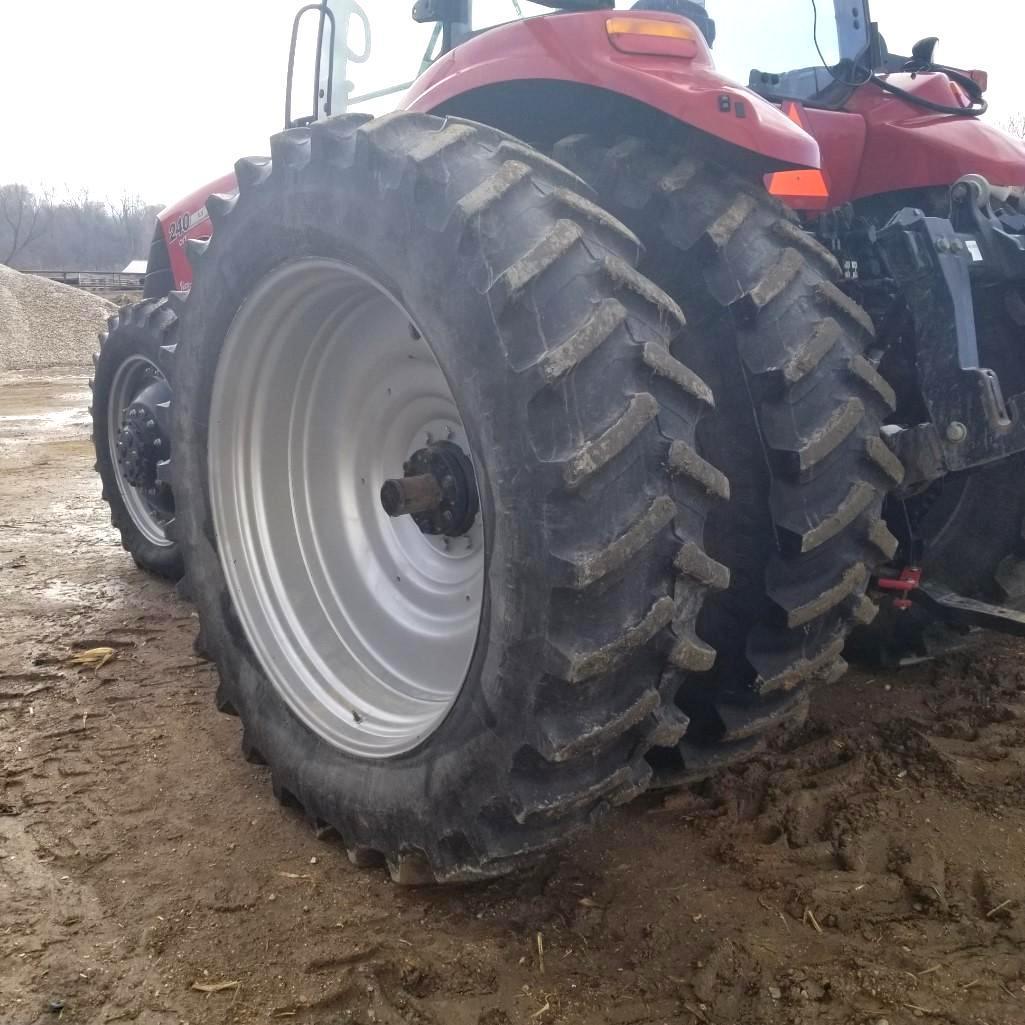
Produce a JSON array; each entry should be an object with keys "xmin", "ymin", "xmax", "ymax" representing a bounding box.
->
[
  {"xmin": 807, "ymin": 73, "xmax": 1025, "ymax": 207},
  {"xmin": 157, "ymin": 172, "xmax": 238, "ymax": 291}
]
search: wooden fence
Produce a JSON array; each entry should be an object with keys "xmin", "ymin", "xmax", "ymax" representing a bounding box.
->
[{"xmin": 26, "ymin": 270, "xmax": 145, "ymax": 295}]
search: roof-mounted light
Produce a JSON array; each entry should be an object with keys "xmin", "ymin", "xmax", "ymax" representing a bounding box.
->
[{"xmin": 605, "ymin": 16, "xmax": 699, "ymax": 59}]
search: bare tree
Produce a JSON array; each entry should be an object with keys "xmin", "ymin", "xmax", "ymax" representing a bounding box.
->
[
  {"xmin": 1003, "ymin": 113, "xmax": 1025, "ymax": 139},
  {"xmin": 108, "ymin": 191, "xmax": 148, "ymax": 259},
  {"xmin": 0, "ymin": 184, "xmax": 51, "ymax": 265},
  {"xmin": 0, "ymin": 183, "xmax": 162, "ymax": 270}
]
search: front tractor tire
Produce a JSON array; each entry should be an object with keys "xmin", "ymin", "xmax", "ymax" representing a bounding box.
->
[
  {"xmin": 554, "ymin": 135, "xmax": 902, "ymax": 776},
  {"xmin": 91, "ymin": 299, "xmax": 183, "ymax": 580},
  {"xmin": 172, "ymin": 113, "xmax": 726, "ymax": 882}
]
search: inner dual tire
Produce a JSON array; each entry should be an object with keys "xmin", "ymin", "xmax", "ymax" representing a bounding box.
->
[
  {"xmin": 552, "ymin": 135, "xmax": 901, "ymax": 775},
  {"xmin": 171, "ymin": 113, "xmax": 726, "ymax": 882}
]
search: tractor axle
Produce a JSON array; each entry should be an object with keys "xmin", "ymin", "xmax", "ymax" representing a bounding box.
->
[{"xmin": 380, "ymin": 440, "xmax": 478, "ymax": 538}]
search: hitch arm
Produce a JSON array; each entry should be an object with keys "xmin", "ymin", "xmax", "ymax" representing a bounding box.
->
[{"xmin": 910, "ymin": 582, "xmax": 1025, "ymax": 638}]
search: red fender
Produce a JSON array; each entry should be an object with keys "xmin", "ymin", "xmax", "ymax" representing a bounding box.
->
[
  {"xmin": 157, "ymin": 172, "xmax": 238, "ymax": 292},
  {"xmin": 403, "ymin": 10, "xmax": 820, "ymax": 171},
  {"xmin": 159, "ymin": 12, "xmax": 824, "ymax": 291}
]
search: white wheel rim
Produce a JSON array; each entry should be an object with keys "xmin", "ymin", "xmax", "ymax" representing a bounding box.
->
[{"xmin": 209, "ymin": 259, "xmax": 485, "ymax": 758}]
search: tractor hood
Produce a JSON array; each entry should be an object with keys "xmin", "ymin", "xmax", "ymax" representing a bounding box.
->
[
  {"xmin": 798, "ymin": 72, "xmax": 1025, "ymax": 209},
  {"xmin": 156, "ymin": 172, "xmax": 238, "ymax": 292}
]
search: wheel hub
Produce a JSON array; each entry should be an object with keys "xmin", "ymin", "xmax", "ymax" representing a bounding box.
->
[
  {"xmin": 381, "ymin": 440, "xmax": 479, "ymax": 537},
  {"xmin": 117, "ymin": 401, "xmax": 164, "ymax": 489},
  {"xmin": 107, "ymin": 358, "xmax": 175, "ymax": 545}
]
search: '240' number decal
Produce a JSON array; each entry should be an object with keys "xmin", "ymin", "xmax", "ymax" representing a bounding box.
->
[{"xmin": 167, "ymin": 205, "xmax": 210, "ymax": 247}]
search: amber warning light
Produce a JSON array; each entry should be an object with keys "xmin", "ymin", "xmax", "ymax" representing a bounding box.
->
[
  {"xmin": 605, "ymin": 16, "xmax": 700, "ymax": 59},
  {"xmin": 766, "ymin": 102, "xmax": 830, "ymax": 207}
]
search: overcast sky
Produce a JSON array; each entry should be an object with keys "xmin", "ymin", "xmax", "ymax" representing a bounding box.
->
[{"xmin": 2, "ymin": 1, "xmax": 1022, "ymax": 208}]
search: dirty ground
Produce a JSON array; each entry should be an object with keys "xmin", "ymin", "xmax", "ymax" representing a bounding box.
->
[{"xmin": 2, "ymin": 371, "xmax": 1024, "ymax": 1025}]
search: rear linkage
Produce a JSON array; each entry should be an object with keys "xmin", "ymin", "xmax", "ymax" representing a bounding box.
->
[
  {"xmin": 875, "ymin": 563, "xmax": 1025, "ymax": 637},
  {"xmin": 875, "ymin": 175, "xmax": 1025, "ymax": 485},
  {"xmin": 837, "ymin": 175, "xmax": 1025, "ymax": 636}
]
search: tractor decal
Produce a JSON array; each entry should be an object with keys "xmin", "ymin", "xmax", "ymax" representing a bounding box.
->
[{"xmin": 167, "ymin": 206, "xmax": 210, "ymax": 248}]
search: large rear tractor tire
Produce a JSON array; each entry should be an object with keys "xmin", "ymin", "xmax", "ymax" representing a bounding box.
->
[
  {"xmin": 91, "ymin": 299, "xmax": 182, "ymax": 580},
  {"xmin": 171, "ymin": 112, "xmax": 727, "ymax": 882},
  {"xmin": 554, "ymin": 135, "xmax": 901, "ymax": 779}
]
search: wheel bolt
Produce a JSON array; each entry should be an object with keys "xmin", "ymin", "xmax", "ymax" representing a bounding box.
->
[{"xmin": 946, "ymin": 421, "xmax": 968, "ymax": 443}]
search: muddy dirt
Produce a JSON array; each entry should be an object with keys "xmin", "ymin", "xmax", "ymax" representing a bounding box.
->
[{"xmin": 2, "ymin": 370, "xmax": 1025, "ymax": 1025}]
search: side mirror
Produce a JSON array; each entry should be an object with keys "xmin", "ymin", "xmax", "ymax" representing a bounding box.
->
[
  {"xmin": 908, "ymin": 36, "xmax": 940, "ymax": 70},
  {"xmin": 528, "ymin": 0, "xmax": 614, "ymax": 8},
  {"xmin": 412, "ymin": 0, "xmax": 469, "ymax": 22}
]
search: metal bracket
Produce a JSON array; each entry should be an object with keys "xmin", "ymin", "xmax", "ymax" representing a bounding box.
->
[
  {"xmin": 876, "ymin": 205, "xmax": 1025, "ymax": 487},
  {"xmin": 911, "ymin": 582, "xmax": 1025, "ymax": 638}
]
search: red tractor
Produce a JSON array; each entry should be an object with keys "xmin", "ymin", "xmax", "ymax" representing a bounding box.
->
[{"xmin": 91, "ymin": 0, "xmax": 1025, "ymax": 882}]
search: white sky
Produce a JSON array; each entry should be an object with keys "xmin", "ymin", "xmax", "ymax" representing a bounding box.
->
[{"xmin": 1, "ymin": 1, "xmax": 1021, "ymax": 207}]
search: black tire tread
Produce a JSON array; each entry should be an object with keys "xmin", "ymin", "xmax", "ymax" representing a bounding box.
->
[{"xmin": 553, "ymin": 133, "xmax": 898, "ymax": 769}]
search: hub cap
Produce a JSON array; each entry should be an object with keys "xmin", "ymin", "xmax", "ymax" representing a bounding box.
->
[
  {"xmin": 209, "ymin": 260, "xmax": 485, "ymax": 758},
  {"xmin": 107, "ymin": 356, "xmax": 174, "ymax": 546}
]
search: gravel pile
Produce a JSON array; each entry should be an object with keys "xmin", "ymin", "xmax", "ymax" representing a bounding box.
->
[{"xmin": 0, "ymin": 265, "xmax": 115, "ymax": 372}]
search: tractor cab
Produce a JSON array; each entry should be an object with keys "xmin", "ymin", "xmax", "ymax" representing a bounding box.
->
[
  {"xmin": 297, "ymin": 0, "xmax": 877, "ymax": 119},
  {"xmin": 297, "ymin": 0, "xmax": 992, "ymax": 130}
]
